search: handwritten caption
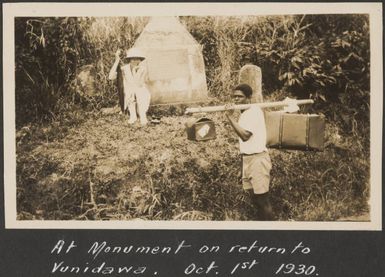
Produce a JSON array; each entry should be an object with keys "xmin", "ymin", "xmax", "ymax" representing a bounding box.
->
[{"xmin": 50, "ymin": 240, "xmax": 319, "ymax": 276}]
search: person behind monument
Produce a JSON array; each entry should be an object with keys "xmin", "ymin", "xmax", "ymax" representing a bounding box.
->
[
  {"xmin": 108, "ymin": 48, "xmax": 151, "ymax": 126},
  {"xmin": 225, "ymin": 84, "xmax": 275, "ymax": 220}
]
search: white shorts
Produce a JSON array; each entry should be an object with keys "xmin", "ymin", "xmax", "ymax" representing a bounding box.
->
[{"xmin": 242, "ymin": 152, "xmax": 272, "ymax": 194}]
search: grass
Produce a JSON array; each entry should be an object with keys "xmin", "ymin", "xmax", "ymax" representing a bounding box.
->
[{"xmin": 16, "ymin": 105, "xmax": 370, "ymax": 221}]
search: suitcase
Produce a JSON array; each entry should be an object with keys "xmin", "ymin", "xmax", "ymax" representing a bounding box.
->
[{"xmin": 265, "ymin": 112, "xmax": 325, "ymax": 151}]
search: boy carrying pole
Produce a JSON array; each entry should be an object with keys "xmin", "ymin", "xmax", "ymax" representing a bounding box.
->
[{"xmin": 225, "ymin": 84, "xmax": 274, "ymax": 221}]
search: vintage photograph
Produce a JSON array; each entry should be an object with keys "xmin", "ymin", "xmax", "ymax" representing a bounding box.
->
[{"xmin": 4, "ymin": 3, "xmax": 382, "ymax": 228}]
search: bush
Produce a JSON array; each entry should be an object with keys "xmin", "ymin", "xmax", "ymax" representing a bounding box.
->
[
  {"xmin": 16, "ymin": 15, "xmax": 370, "ymax": 133},
  {"xmin": 15, "ymin": 17, "xmax": 148, "ymax": 126},
  {"xmin": 252, "ymin": 14, "xmax": 369, "ymax": 134}
]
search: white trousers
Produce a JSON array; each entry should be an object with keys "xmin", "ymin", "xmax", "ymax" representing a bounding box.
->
[{"xmin": 126, "ymin": 86, "xmax": 151, "ymax": 124}]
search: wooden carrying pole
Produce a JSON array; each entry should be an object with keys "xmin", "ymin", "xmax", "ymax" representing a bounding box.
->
[{"xmin": 185, "ymin": 99, "xmax": 314, "ymax": 114}]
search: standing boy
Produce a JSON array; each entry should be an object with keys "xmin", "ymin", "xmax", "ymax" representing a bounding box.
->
[
  {"xmin": 225, "ymin": 84, "xmax": 274, "ymax": 220},
  {"xmin": 108, "ymin": 48, "xmax": 151, "ymax": 126}
]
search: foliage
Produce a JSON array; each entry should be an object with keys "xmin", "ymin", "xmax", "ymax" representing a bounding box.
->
[
  {"xmin": 251, "ymin": 14, "xmax": 370, "ymax": 133},
  {"xmin": 185, "ymin": 15, "xmax": 370, "ymax": 135},
  {"xmin": 16, "ymin": 15, "xmax": 370, "ymax": 133},
  {"xmin": 15, "ymin": 17, "xmax": 147, "ymax": 126},
  {"xmin": 16, "ymin": 18, "xmax": 87, "ymax": 124}
]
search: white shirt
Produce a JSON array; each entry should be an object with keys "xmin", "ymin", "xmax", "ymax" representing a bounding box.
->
[
  {"xmin": 121, "ymin": 63, "xmax": 147, "ymax": 88},
  {"xmin": 238, "ymin": 105, "xmax": 268, "ymax": 154},
  {"xmin": 109, "ymin": 61, "xmax": 149, "ymax": 110}
]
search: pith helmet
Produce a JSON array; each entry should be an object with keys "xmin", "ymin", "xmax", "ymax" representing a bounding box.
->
[{"xmin": 125, "ymin": 48, "xmax": 146, "ymax": 60}]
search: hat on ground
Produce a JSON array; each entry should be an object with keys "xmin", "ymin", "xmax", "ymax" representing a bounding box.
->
[{"xmin": 125, "ymin": 48, "xmax": 146, "ymax": 60}]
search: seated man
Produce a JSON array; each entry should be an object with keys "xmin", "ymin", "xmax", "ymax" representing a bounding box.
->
[
  {"xmin": 225, "ymin": 84, "xmax": 274, "ymax": 220},
  {"xmin": 108, "ymin": 48, "xmax": 151, "ymax": 126}
]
